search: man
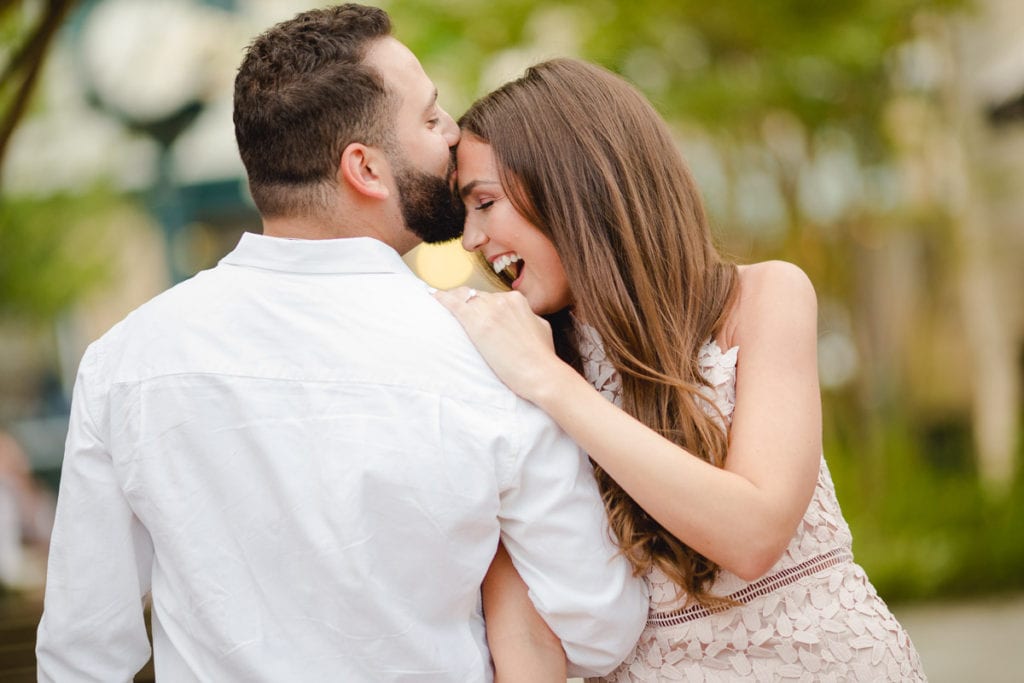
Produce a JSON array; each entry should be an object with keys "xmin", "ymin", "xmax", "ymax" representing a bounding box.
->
[{"xmin": 36, "ymin": 5, "xmax": 647, "ymax": 681}]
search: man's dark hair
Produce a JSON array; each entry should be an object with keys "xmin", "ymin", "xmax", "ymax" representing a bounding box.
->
[{"xmin": 233, "ymin": 4, "xmax": 393, "ymax": 218}]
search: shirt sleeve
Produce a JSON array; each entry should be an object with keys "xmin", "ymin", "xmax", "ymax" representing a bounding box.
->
[
  {"xmin": 36, "ymin": 343, "xmax": 154, "ymax": 682},
  {"xmin": 499, "ymin": 397, "xmax": 648, "ymax": 678}
]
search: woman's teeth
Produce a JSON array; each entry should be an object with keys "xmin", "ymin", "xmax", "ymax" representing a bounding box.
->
[{"xmin": 492, "ymin": 253, "xmax": 522, "ymax": 279}]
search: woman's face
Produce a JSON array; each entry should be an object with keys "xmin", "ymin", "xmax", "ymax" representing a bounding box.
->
[{"xmin": 456, "ymin": 136, "xmax": 572, "ymax": 315}]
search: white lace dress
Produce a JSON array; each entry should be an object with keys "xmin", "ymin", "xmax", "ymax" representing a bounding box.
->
[{"xmin": 574, "ymin": 324, "xmax": 926, "ymax": 683}]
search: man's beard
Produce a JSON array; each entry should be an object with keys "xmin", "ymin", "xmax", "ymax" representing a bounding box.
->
[{"xmin": 393, "ymin": 158, "xmax": 465, "ymax": 244}]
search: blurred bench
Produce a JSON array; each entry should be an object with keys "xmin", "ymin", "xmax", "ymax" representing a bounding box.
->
[{"xmin": 0, "ymin": 591, "xmax": 155, "ymax": 682}]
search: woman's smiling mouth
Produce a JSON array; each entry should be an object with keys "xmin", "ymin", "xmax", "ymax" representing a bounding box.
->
[{"xmin": 491, "ymin": 253, "xmax": 522, "ymax": 282}]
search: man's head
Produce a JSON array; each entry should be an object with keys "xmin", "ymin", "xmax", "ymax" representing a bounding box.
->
[
  {"xmin": 233, "ymin": 4, "xmax": 463, "ymax": 245},
  {"xmin": 361, "ymin": 36, "xmax": 465, "ymax": 245},
  {"xmin": 234, "ymin": 5, "xmax": 392, "ymax": 219}
]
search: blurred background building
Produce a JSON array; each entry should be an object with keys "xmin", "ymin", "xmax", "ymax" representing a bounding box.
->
[{"xmin": 0, "ymin": 0, "xmax": 1022, "ymax": 680}]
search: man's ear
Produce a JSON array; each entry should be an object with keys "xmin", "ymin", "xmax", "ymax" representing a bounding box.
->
[{"xmin": 339, "ymin": 143, "xmax": 390, "ymax": 200}]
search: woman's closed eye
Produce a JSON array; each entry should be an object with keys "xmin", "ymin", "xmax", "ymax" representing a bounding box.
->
[{"xmin": 474, "ymin": 200, "xmax": 496, "ymax": 211}]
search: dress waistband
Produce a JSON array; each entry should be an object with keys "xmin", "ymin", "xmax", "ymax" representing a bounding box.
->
[{"xmin": 647, "ymin": 546, "xmax": 854, "ymax": 627}]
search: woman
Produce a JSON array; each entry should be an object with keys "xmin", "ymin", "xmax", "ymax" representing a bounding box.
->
[{"xmin": 435, "ymin": 58, "xmax": 925, "ymax": 682}]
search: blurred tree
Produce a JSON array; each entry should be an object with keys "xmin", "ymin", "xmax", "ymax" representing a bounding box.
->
[
  {"xmin": 386, "ymin": 0, "xmax": 1024, "ymax": 494},
  {"xmin": 0, "ymin": 0, "xmax": 79, "ymax": 187},
  {"xmin": 925, "ymin": 14, "xmax": 1019, "ymax": 493},
  {"xmin": 1, "ymin": 0, "xmax": 1016, "ymax": 492},
  {"xmin": 1, "ymin": 0, "xmax": 112, "ymax": 330},
  {"xmin": 0, "ymin": 0, "xmax": 1018, "ymax": 595},
  {"xmin": 0, "ymin": 189, "xmax": 112, "ymax": 323}
]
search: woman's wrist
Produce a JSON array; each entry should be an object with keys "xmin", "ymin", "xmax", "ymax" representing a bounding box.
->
[{"xmin": 524, "ymin": 358, "xmax": 584, "ymax": 411}]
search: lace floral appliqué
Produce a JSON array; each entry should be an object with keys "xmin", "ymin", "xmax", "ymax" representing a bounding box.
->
[{"xmin": 573, "ymin": 322, "xmax": 926, "ymax": 683}]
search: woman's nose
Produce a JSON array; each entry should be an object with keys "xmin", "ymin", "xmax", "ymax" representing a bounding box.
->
[{"xmin": 461, "ymin": 219, "xmax": 487, "ymax": 252}]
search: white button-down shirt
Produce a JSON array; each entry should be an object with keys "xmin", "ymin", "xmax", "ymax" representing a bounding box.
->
[{"xmin": 37, "ymin": 233, "xmax": 647, "ymax": 682}]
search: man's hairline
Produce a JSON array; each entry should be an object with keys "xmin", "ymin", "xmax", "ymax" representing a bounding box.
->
[{"xmin": 357, "ymin": 36, "xmax": 406, "ymax": 154}]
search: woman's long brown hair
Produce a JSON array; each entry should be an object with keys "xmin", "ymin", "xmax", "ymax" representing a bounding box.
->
[{"xmin": 459, "ymin": 58, "xmax": 739, "ymax": 606}]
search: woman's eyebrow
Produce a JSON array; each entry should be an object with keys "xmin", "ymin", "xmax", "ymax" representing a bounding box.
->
[{"xmin": 459, "ymin": 178, "xmax": 500, "ymax": 198}]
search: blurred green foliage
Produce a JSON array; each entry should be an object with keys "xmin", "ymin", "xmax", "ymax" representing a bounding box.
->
[
  {"xmin": 0, "ymin": 187, "xmax": 114, "ymax": 323},
  {"xmin": 2, "ymin": 0, "xmax": 1018, "ymax": 606},
  {"xmin": 827, "ymin": 414, "xmax": 1024, "ymax": 602},
  {"xmin": 383, "ymin": 0, "xmax": 1024, "ymax": 605},
  {"xmin": 389, "ymin": 0, "xmax": 962, "ymax": 147}
]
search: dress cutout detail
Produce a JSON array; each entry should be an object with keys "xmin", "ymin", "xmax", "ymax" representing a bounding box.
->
[{"xmin": 574, "ymin": 323, "xmax": 926, "ymax": 682}]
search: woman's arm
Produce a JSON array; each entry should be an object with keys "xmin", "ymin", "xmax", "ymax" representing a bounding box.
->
[
  {"xmin": 436, "ymin": 261, "xmax": 822, "ymax": 580},
  {"xmin": 482, "ymin": 542, "xmax": 567, "ymax": 683}
]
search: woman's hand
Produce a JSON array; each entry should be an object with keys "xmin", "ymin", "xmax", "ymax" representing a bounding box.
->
[{"xmin": 433, "ymin": 287, "xmax": 567, "ymax": 404}]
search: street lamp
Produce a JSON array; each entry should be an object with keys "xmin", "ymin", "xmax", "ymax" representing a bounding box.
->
[{"xmin": 69, "ymin": 0, "xmax": 239, "ymax": 282}]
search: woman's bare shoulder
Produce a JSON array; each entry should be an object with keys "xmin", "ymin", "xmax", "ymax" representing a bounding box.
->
[
  {"xmin": 723, "ymin": 261, "xmax": 817, "ymax": 347},
  {"xmin": 737, "ymin": 260, "xmax": 814, "ymax": 294}
]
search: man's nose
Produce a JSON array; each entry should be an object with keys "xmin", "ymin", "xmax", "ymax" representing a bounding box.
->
[{"xmin": 440, "ymin": 109, "xmax": 459, "ymax": 147}]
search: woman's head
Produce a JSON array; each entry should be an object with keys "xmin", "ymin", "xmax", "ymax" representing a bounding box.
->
[
  {"xmin": 457, "ymin": 58, "xmax": 718, "ymax": 324},
  {"xmin": 458, "ymin": 58, "xmax": 739, "ymax": 606},
  {"xmin": 456, "ymin": 135, "xmax": 572, "ymax": 315}
]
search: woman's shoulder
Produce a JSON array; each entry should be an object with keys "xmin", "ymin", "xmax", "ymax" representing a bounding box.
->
[
  {"xmin": 737, "ymin": 260, "xmax": 815, "ymax": 295},
  {"xmin": 722, "ymin": 261, "xmax": 817, "ymax": 347}
]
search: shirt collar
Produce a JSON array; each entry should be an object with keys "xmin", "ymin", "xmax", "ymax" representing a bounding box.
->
[{"xmin": 220, "ymin": 232, "xmax": 416, "ymax": 276}]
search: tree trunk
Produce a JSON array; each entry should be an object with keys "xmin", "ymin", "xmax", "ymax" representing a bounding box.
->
[{"xmin": 941, "ymin": 17, "xmax": 1020, "ymax": 493}]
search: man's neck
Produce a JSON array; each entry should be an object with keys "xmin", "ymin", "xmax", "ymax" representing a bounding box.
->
[
  {"xmin": 260, "ymin": 214, "xmax": 420, "ymax": 255},
  {"xmin": 261, "ymin": 216, "xmax": 349, "ymax": 240}
]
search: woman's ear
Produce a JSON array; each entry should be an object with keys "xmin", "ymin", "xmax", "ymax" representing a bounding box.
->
[{"xmin": 339, "ymin": 143, "xmax": 390, "ymax": 200}]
